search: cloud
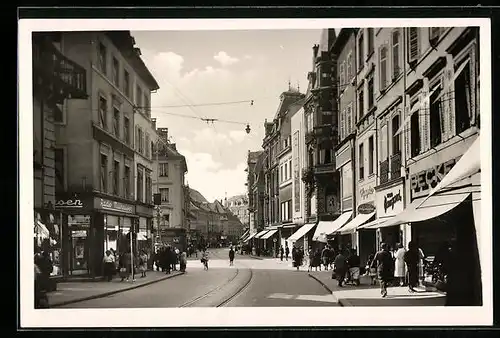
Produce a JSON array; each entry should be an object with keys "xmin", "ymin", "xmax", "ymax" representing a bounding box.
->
[
  {"xmin": 192, "ymin": 127, "xmax": 232, "ymax": 147},
  {"xmin": 213, "ymin": 51, "xmax": 239, "ymax": 66},
  {"xmin": 244, "ymin": 55, "xmax": 252, "ymax": 60},
  {"xmin": 229, "ymin": 130, "xmax": 247, "ymax": 143}
]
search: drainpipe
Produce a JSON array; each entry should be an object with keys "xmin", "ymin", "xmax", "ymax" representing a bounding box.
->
[
  {"xmin": 352, "ymin": 29, "xmax": 358, "ymax": 254},
  {"xmin": 402, "ymin": 28, "xmax": 410, "ymax": 247}
]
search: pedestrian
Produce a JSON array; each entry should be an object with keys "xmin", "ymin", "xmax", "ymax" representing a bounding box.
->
[
  {"xmin": 164, "ymin": 246, "xmax": 172, "ymax": 274},
  {"xmin": 229, "ymin": 246, "xmax": 235, "ymax": 266},
  {"xmin": 371, "ymin": 243, "xmax": 393, "ymax": 298},
  {"xmin": 119, "ymin": 250, "xmax": 131, "ymax": 282},
  {"xmin": 179, "ymin": 251, "xmax": 187, "ymax": 272},
  {"xmin": 394, "ymin": 243, "xmax": 407, "ymax": 287},
  {"xmin": 285, "ymin": 245, "xmax": 290, "ymax": 261},
  {"xmin": 333, "ymin": 250, "xmax": 348, "ymax": 287},
  {"xmin": 367, "ymin": 253, "xmax": 377, "ymax": 285},
  {"xmin": 347, "ymin": 249, "xmax": 361, "ymax": 286},
  {"xmin": 201, "ymin": 249, "xmax": 209, "ymax": 270},
  {"xmin": 279, "ymin": 246, "xmax": 284, "ymax": 261},
  {"xmin": 139, "ymin": 250, "xmax": 148, "ymax": 278},
  {"xmin": 292, "ymin": 245, "xmax": 301, "ymax": 270},
  {"xmin": 321, "ymin": 246, "xmax": 330, "ymax": 271},
  {"xmin": 103, "ymin": 250, "xmax": 115, "ymax": 282},
  {"xmin": 404, "ymin": 241, "xmax": 419, "ymax": 293},
  {"xmin": 313, "ymin": 248, "xmax": 322, "ymax": 271}
]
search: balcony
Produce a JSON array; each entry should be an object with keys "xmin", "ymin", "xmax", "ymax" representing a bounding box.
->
[
  {"xmin": 33, "ymin": 34, "xmax": 87, "ymax": 103},
  {"xmin": 314, "ymin": 163, "xmax": 335, "ymax": 175},
  {"xmin": 390, "ymin": 152, "xmax": 402, "ymax": 180},
  {"xmin": 380, "ymin": 159, "xmax": 389, "ymax": 185},
  {"xmin": 314, "ymin": 125, "xmax": 333, "ymax": 138}
]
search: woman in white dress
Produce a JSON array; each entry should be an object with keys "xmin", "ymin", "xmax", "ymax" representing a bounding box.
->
[{"xmin": 394, "ymin": 243, "xmax": 407, "ymax": 286}]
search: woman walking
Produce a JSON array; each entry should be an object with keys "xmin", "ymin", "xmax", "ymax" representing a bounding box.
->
[
  {"xmin": 394, "ymin": 243, "xmax": 407, "ymax": 286},
  {"xmin": 404, "ymin": 241, "xmax": 419, "ymax": 292},
  {"xmin": 103, "ymin": 250, "xmax": 115, "ymax": 281},
  {"xmin": 179, "ymin": 251, "xmax": 187, "ymax": 272},
  {"xmin": 371, "ymin": 243, "xmax": 394, "ymax": 297},
  {"xmin": 119, "ymin": 250, "xmax": 131, "ymax": 282},
  {"xmin": 333, "ymin": 250, "xmax": 348, "ymax": 287},
  {"xmin": 201, "ymin": 249, "xmax": 209, "ymax": 270},
  {"xmin": 139, "ymin": 250, "xmax": 148, "ymax": 278}
]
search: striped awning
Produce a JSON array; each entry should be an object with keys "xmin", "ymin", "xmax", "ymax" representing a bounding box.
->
[{"xmin": 254, "ymin": 230, "xmax": 269, "ymax": 239}]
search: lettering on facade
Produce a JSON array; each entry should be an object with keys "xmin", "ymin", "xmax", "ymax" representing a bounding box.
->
[
  {"xmin": 358, "ymin": 203, "xmax": 376, "ymax": 214},
  {"xmin": 100, "ymin": 198, "xmax": 134, "ymax": 213},
  {"xmin": 359, "ymin": 186, "xmax": 375, "ymax": 200},
  {"xmin": 384, "ymin": 190, "xmax": 402, "ymax": 213},
  {"xmin": 410, "ymin": 158, "xmax": 458, "ymax": 199},
  {"xmin": 55, "ymin": 199, "xmax": 83, "ymax": 208}
]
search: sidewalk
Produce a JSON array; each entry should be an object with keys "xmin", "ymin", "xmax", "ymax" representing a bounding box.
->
[
  {"xmin": 308, "ymin": 271, "xmax": 446, "ymax": 307},
  {"xmin": 48, "ymin": 271, "xmax": 183, "ymax": 307}
]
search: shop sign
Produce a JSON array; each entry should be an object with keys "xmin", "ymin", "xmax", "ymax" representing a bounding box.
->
[
  {"xmin": 410, "ymin": 158, "xmax": 458, "ymax": 199},
  {"xmin": 359, "ymin": 185, "xmax": 375, "ymax": 201},
  {"xmin": 68, "ymin": 215, "xmax": 91, "ymax": 227},
  {"xmin": 358, "ymin": 203, "xmax": 375, "ymax": 214},
  {"xmin": 55, "ymin": 199, "xmax": 84, "ymax": 208},
  {"xmin": 99, "ymin": 198, "xmax": 134, "ymax": 214},
  {"xmin": 377, "ymin": 184, "xmax": 404, "ymax": 218},
  {"xmin": 71, "ymin": 230, "xmax": 87, "ymax": 238}
]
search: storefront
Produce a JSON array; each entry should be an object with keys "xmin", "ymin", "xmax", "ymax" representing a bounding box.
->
[
  {"xmin": 136, "ymin": 203, "xmax": 154, "ymax": 253},
  {"xmin": 34, "ymin": 208, "xmax": 64, "ymax": 280},
  {"xmin": 278, "ymin": 223, "xmax": 297, "ymax": 249},
  {"xmin": 287, "ymin": 222, "xmax": 316, "ymax": 251},
  {"xmin": 374, "ymin": 178, "xmax": 406, "ymax": 251}
]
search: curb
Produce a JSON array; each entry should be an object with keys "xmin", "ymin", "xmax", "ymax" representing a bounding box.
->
[
  {"xmin": 307, "ymin": 273, "xmax": 343, "ymax": 307},
  {"xmin": 50, "ymin": 272, "xmax": 185, "ymax": 308}
]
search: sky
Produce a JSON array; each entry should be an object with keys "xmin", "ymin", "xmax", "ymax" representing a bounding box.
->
[{"xmin": 132, "ymin": 29, "xmax": 324, "ymax": 202}]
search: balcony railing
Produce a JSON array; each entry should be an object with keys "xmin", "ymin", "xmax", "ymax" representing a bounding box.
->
[
  {"xmin": 380, "ymin": 159, "xmax": 389, "ymax": 185},
  {"xmin": 33, "ymin": 35, "xmax": 87, "ymax": 101},
  {"xmin": 390, "ymin": 152, "xmax": 402, "ymax": 180}
]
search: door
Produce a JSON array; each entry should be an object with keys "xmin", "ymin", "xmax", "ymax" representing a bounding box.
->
[{"xmin": 70, "ymin": 228, "xmax": 90, "ymax": 275}]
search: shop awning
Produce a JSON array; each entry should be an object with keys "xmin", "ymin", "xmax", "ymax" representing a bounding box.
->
[
  {"xmin": 312, "ymin": 212, "xmax": 352, "ymax": 242},
  {"xmin": 244, "ymin": 232, "xmax": 258, "ymax": 242},
  {"xmin": 358, "ymin": 217, "xmax": 395, "ymax": 230},
  {"xmin": 337, "ymin": 212, "xmax": 375, "ymax": 234},
  {"xmin": 418, "ymin": 135, "xmax": 480, "ymax": 207},
  {"xmin": 265, "ymin": 225, "xmax": 279, "ymax": 231},
  {"xmin": 261, "ymin": 229, "xmax": 278, "ymax": 240},
  {"xmin": 382, "ymin": 177, "xmax": 479, "ymax": 228},
  {"xmin": 240, "ymin": 230, "xmax": 250, "ymax": 239},
  {"xmin": 35, "ymin": 221, "xmax": 50, "ymax": 238},
  {"xmin": 288, "ymin": 222, "xmax": 316, "ymax": 243},
  {"xmin": 254, "ymin": 230, "xmax": 269, "ymax": 239}
]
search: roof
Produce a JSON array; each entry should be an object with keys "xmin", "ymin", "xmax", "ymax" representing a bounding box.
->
[
  {"xmin": 248, "ymin": 150, "xmax": 263, "ymax": 164},
  {"xmin": 189, "ymin": 188, "xmax": 209, "ymax": 203},
  {"xmin": 330, "ymin": 28, "xmax": 355, "ymax": 55},
  {"xmin": 273, "ymin": 90, "xmax": 305, "ymax": 121},
  {"xmin": 226, "ymin": 194, "xmax": 247, "ymax": 203}
]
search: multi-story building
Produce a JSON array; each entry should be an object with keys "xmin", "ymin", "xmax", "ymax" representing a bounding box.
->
[
  {"xmin": 47, "ymin": 31, "xmax": 159, "ymax": 278},
  {"xmin": 153, "ymin": 127, "xmax": 188, "ymax": 234},
  {"xmin": 224, "ymin": 194, "xmax": 249, "ymax": 226},
  {"xmin": 246, "ymin": 150, "xmax": 265, "ymax": 240},
  {"xmin": 33, "ymin": 32, "xmax": 88, "ymax": 281}
]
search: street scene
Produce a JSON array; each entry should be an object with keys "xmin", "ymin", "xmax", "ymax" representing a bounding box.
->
[{"xmin": 30, "ymin": 24, "xmax": 483, "ymax": 312}]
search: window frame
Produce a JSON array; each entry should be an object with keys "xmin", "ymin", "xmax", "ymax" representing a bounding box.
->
[
  {"xmin": 99, "ymin": 95, "xmax": 108, "ymax": 130},
  {"xmin": 113, "ymin": 106, "xmax": 120, "ymax": 138},
  {"xmin": 379, "ymin": 44, "xmax": 388, "ymax": 91},
  {"xmin": 113, "ymin": 160, "xmax": 120, "ymax": 195},
  {"xmin": 368, "ymin": 136, "xmax": 374, "ymax": 175},
  {"xmin": 407, "ymin": 27, "xmax": 420, "ymax": 64},
  {"xmin": 359, "ymin": 142, "xmax": 365, "ymax": 180},
  {"xmin": 112, "ymin": 56, "xmax": 120, "ymax": 86},
  {"xmin": 100, "ymin": 153, "xmax": 108, "ymax": 193},
  {"xmin": 98, "ymin": 41, "xmax": 107, "ymax": 75},
  {"xmin": 358, "ymin": 30, "xmax": 364, "ymax": 70},
  {"xmin": 392, "ymin": 29, "xmax": 401, "ymax": 79},
  {"xmin": 429, "ymin": 75, "xmax": 444, "ymax": 148}
]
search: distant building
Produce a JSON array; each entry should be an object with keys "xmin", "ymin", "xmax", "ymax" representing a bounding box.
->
[{"xmin": 224, "ymin": 194, "xmax": 249, "ymax": 226}]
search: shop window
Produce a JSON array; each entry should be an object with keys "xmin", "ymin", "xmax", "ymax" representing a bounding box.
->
[
  {"xmin": 392, "ymin": 29, "xmax": 401, "ymax": 78},
  {"xmin": 160, "ymin": 187, "xmax": 170, "ymax": 203},
  {"xmin": 368, "ymin": 28, "xmax": 374, "ymax": 55},
  {"xmin": 159, "ymin": 163, "xmax": 169, "ymax": 177},
  {"xmin": 98, "ymin": 42, "xmax": 107, "ymax": 75},
  {"xmin": 123, "ymin": 70, "xmax": 131, "ymax": 98},
  {"xmin": 410, "ymin": 101, "xmax": 421, "ymax": 158},
  {"xmin": 100, "ymin": 153, "xmax": 108, "ymax": 193},
  {"xmin": 54, "ymin": 148, "xmax": 65, "ymax": 193},
  {"xmin": 358, "ymin": 30, "xmax": 364, "ymax": 69},
  {"xmin": 430, "ymin": 81, "xmax": 443, "ymax": 148},
  {"xmin": 368, "ymin": 76, "xmax": 375, "ymax": 110},
  {"xmin": 358, "ymin": 88, "xmax": 364, "ymax": 120},
  {"xmin": 454, "ymin": 61, "xmax": 472, "ymax": 134},
  {"xmin": 113, "ymin": 160, "xmax": 120, "ymax": 195},
  {"xmin": 392, "ymin": 114, "xmax": 401, "ymax": 154},
  {"xmin": 368, "ymin": 136, "xmax": 374, "ymax": 175},
  {"xmin": 113, "ymin": 107, "xmax": 120, "ymax": 138},
  {"xmin": 112, "ymin": 56, "xmax": 119, "ymax": 86},
  {"xmin": 99, "ymin": 96, "xmax": 108, "ymax": 130},
  {"xmin": 124, "ymin": 116, "xmax": 130, "ymax": 145},
  {"xmin": 124, "ymin": 165, "xmax": 130, "ymax": 198},
  {"xmin": 359, "ymin": 143, "xmax": 364, "ymax": 180}
]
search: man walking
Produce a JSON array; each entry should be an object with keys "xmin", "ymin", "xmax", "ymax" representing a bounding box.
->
[
  {"xmin": 371, "ymin": 243, "xmax": 393, "ymax": 297},
  {"xmin": 279, "ymin": 246, "xmax": 284, "ymax": 261},
  {"xmin": 285, "ymin": 245, "xmax": 290, "ymax": 261},
  {"xmin": 229, "ymin": 246, "xmax": 235, "ymax": 266}
]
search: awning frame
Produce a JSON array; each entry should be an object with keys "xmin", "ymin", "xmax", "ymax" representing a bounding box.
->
[
  {"xmin": 288, "ymin": 222, "xmax": 317, "ymax": 243},
  {"xmin": 261, "ymin": 229, "xmax": 278, "ymax": 240}
]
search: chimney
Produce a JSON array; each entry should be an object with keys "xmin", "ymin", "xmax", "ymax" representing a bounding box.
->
[{"xmin": 151, "ymin": 118, "xmax": 157, "ymax": 130}]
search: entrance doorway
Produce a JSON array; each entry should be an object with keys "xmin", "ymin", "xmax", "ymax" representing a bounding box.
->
[{"xmin": 69, "ymin": 229, "xmax": 90, "ymax": 275}]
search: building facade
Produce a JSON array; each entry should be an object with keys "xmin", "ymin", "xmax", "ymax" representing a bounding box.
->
[
  {"xmin": 247, "ymin": 150, "xmax": 265, "ymax": 237},
  {"xmin": 33, "ymin": 32, "xmax": 88, "ymax": 280},
  {"xmin": 224, "ymin": 194, "xmax": 249, "ymax": 227},
  {"xmin": 47, "ymin": 31, "xmax": 159, "ymax": 278}
]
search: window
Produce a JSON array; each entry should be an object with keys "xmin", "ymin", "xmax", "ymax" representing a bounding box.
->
[
  {"xmin": 280, "ymin": 165, "xmax": 284, "ymax": 182},
  {"xmin": 380, "ymin": 124, "xmax": 388, "ymax": 161},
  {"xmin": 346, "ymin": 104, "xmax": 353, "ymax": 135},
  {"xmin": 324, "ymin": 148, "xmax": 332, "ymax": 164},
  {"xmin": 112, "ymin": 57, "xmax": 119, "ymax": 86},
  {"xmin": 124, "ymin": 165, "xmax": 130, "ymax": 198},
  {"xmin": 138, "ymin": 128, "xmax": 144, "ymax": 154},
  {"xmin": 99, "ymin": 96, "xmax": 108, "ymax": 130},
  {"xmin": 410, "ymin": 100, "xmax": 421, "ymax": 157},
  {"xmin": 145, "ymin": 133, "xmax": 150, "ymax": 158},
  {"xmin": 144, "ymin": 95, "xmax": 150, "ymax": 117},
  {"xmin": 283, "ymin": 137, "xmax": 288, "ymax": 149},
  {"xmin": 100, "ymin": 154, "xmax": 108, "ymax": 193},
  {"xmin": 53, "ymin": 102, "xmax": 65, "ymax": 123},
  {"xmin": 124, "ymin": 116, "xmax": 130, "ymax": 144},
  {"xmin": 54, "ymin": 148, "xmax": 64, "ymax": 192},
  {"xmin": 392, "ymin": 29, "xmax": 401, "ymax": 78},
  {"xmin": 359, "ymin": 143, "xmax": 364, "ymax": 180},
  {"xmin": 379, "ymin": 45, "xmax": 388, "ymax": 90},
  {"xmin": 113, "ymin": 107, "xmax": 120, "ymax": 138},
  {"xmin": 392, "ymin": 114, "xmax": 401, "ymax": 154},
  {"xmin": 407, "ymin": 28, "xmax": 420, "ymax": 63},
  {"xmin": 339, "ymin": 62, "xmax": 345, "ymax": 87},
  {"xmin": 429, "ymin": 27, "xmax": 443, "ymax": 44},
  {"xmin": 358, "ymin": 30, "xmax": 364, "ymax": 69},
  {"xmin": 368, "ymin": 76, "xmax": 374, "ymax": 109},
  {"xmin": 429, "ymin": 81, "xmax": 443, "ymax": 147},
  {"xmin": 124, "ymin": 70, "xmax": 131, "ymax": 98},
  {"xmin": 98, "ymin": 42, "xmax": 107, "ymax": 75},
  {"xmin": 289, "ymin": 159, "xmax": 292, "ymax": 178},
  {"xmin": 340, "ymin": 110, "xmax": 345, "ymax": 140},
  {"xmin": 368, "ymin": 136, "xmax": 374, "ymax": 175},
  {"xmin": 358, "ymin": 89, "xmax": 365, "ymax": 119},
  {"xmin": 346, "ymin": 53, "xmax": 352, "ymax": 81},
  {"xmin": 137, "ymin": 167, "xmax": 143, "ymax": 202},
  {"xmin": 160, "ymin": 188, "xmax": 170, "ymax": 203},
  {"xmin": 113, "ymin": 160, "xmax": 120, "ymax": 195},
  {"xmin": 159, "ymin": 163, "xmax": 169, "ymax": 177},
  {"xmin": 136, "ymin": 85, "xmax": 143, "ymax": 110},
  {"xmin": 145, "ymin": 174, "xmax": 152, "ymax": 204},
  {"xmin": 368, "ymin": 28, "xmax": 374, "ymax": 55},
  {"xmin": 454, "ymin": 60, "xmax": 472, "ymax": 134}
]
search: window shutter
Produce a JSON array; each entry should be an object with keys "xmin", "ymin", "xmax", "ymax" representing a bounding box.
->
[
  {"xmin": 445, "ymin": 67, "xmax": 455, "ymax": 139},
  {"xmin": 419, "ymin": 91, "xmax": 429, "ymax": 152},
  {"xmin": 408, "ymin": 28, "xmax": 419, "ymax": 62},
  {"xmin": 379, "ymin": 46, "xmax": 387, "ymax": 90},
  {"xmin": 469, "ymin": 49, "xmax": 477, "ymax": 126},
  {"xmin": 135, "ymin": 126, "xmax": 139, "ymax": 150}
]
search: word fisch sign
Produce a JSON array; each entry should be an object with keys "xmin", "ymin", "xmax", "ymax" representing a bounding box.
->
[
  {"xmin": 410, "ymin": 158, "xmax": 458, "ymax": 199},
  {"xmin": 100, "ymin": 198, "xmax": 134, "ymax": 213}
]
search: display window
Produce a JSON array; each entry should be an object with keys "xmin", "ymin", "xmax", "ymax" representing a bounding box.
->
[
  {"xmin": 34, "ymin": 211, "xmax": 63, "ymax": 277},
  {"xmin": 67, "ymin": 214, "xmax": 91, "ymax": 275}
]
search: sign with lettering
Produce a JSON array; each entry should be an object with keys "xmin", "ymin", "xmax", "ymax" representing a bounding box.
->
[
  {"xmin": 358, "ymin": 203, "xmax": 376, "ymax": 214},
  {"xmin": 68, "ymin": 215, "xmax": 91, "ymax": 227},
  {"xmin": 410, "ymin": 157, "xmax": 459, "ymax": 199},
  {"xmin": 55, "ymin": 199, "xmax": 83, "ymax": 208},
  {"xmin": 359, "ymin": 185, "xmax": 375, "ymax": 201},
  {"xmin": 376, "ymin": 183, "xmax": 404, "ymax": 218},
  {"xmin": 99, "ymin": 198, "xmax": 134, "ymax": 214}
]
